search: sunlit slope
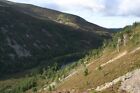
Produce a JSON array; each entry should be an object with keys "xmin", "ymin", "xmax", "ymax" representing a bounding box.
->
[{"xmin": 43, "ymin": 23, "xmax": 140, "ymax": 93}]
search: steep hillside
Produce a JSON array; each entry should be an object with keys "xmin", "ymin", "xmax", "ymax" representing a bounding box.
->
[
  {"xmin": 37, "ymin": 23, "xmax": 140, "ymax": 93},
  {"xmin": 0, "ymin": 0, "xmax": 111, "ymax": 76}
]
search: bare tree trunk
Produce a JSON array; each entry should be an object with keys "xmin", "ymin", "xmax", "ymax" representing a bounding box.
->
[
  {"xmin": 117, "ymin": 37, "xmax": 122, "ymax": 52},
  {"xmin": 123, "ymin": 34, "xmax": 129, "ymax": 47}
]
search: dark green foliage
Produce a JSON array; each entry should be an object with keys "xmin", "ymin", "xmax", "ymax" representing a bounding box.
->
[
  {"xmin": 133, "ymin": 22, "xmax": 140, "ymax": 28},
  {"xmin": 32, "ymin": 87, "xmax": 37, "ymax": 92},
  {"xmin": 97, "ymin": 66, "xmax": 102, "ymax": 71},
  {"xmin": 13, "ymin": 77, "xmax": 37, "ymax": 93},
  {"xmin": 0, "ymin": 77, "xmax": 37, "ymax": 93},
  {"xmin": 131, "ymin": 34, "xmax": 140, "ymax": 45},
  {"xmin": 48, "ymin": 86, "xmax": 52, "ymax": 91},
  {"xmin": 90, "ymin": 48, "xmax": 103, "ymax": 58},
  {"xmin": 104, "ymin": 32, "xmax": 122, "ymax": 49},
  {"xmin": 123, "ymin": 25, "xmax": 132, "ymax": 33},
  {"xmin": 84, "ymin": 68, "xmax": 89, "ymax": 76},
  {"xmin": 82, "ymin": 63, "xmax": 89, "ymax": 76}
]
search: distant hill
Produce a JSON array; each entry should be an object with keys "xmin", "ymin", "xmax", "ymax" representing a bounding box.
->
[
  {"xmin": 0, "ymin": 0, "xmax": 110, "ymax": 34},
  {"xmin": 109, "ymin": 28, "xmax": 122, "ymax": 32},
  {"xmin": 0, "ymin": 0, "xmax": 111, "ymax": 75}
]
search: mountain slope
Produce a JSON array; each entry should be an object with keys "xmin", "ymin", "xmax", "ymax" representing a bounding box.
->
[
  {"xmin": 1, "ymin": 0, "xmax": 110, "ymax": 34},
  {"xmin": 0, "ymin": 0, "xmax": 111, "ymax": 75},
  {"xmin": 40, "ymin": 23, "xmax": 140, "ymax": 93}
]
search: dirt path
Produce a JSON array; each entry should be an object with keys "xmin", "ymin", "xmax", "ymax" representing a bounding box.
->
[
  {"xmin": 130, "ymin": 47, "xmax": 140, "ymax": 54},
  {"xmin": 95, "ymin": 51, "xmax": 127, "ymax": 69},
  {"xmin": 60, "ymin": 50, "xmax": 129, "ymax": 82}
]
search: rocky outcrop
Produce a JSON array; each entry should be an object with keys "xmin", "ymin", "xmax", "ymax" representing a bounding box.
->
[{"xmin": 119, "ymin": 69, "xmax": 140, "ymax": 93}]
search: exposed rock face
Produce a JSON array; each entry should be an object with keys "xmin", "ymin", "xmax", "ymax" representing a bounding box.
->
[{"xmin": 120, "ymin": 69, "xmax": 140, "ymax": 93}]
